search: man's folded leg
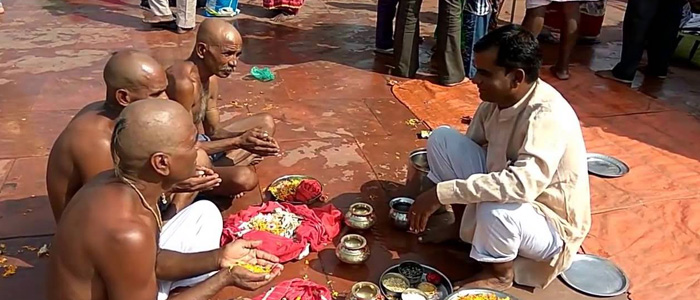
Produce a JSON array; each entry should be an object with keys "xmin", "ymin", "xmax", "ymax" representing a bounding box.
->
[
  {"xmin": 458, "ymin": 202, "xmax": 562, "ymax": 290},
  {"xmin": 158, "ymin": 200, "xmax": 223, "ymax": 300}
]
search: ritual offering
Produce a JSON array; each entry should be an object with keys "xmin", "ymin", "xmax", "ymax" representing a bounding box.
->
[
  {"xmin": 445, "ymin": 289, "xmax": 517, "ymax": 300},
  {"xmin": 335, "ymin": 234, "xmax": 370, "ymax": 264},
  {"xmin": 221, "ymin": 202, "xmax": 342, "ymax": 262},
  {"xmin": 266, "ymin": 175, "xmax": 324, "ymax": 204},
  {"xmin": 379, "ymin": 261, "xmax": 453, "ymax": 300},
  {"xmin": 345, "ymin": 202, "xmax": 376, "ymax": 230},
  {"xmin": 229, "ymin": 261, "xmax": 272, "ymax": 274}
]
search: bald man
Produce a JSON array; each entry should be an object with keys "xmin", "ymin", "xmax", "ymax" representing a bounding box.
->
[
  {"xmin": 47, "ymin": 50, "xmax": 221, "ymax": 222},
  {"xmin": 48, "ymin": 100, "xmax": 282, "ymax": 300},
  {"xmin": 166, "ymin": 19, "xmax": 280, "ymax": 199}
]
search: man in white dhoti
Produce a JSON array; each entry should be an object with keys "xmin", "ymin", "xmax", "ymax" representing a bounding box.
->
[{"xmin": 408, "ymin": 24, "xmax": 591, "ymax": 291}]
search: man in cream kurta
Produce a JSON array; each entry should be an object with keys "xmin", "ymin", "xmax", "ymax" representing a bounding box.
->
[{"xmin": 408, "ymin": 24, "xmax": 591, "ymax": 291}]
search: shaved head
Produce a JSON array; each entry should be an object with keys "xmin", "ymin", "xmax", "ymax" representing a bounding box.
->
[
  {"xmin": 193, "ymin": 19, "xmax": 243, "ymax": 78},
  {"xmin": 111, "ymin": 100, "xmax": 198, "ymax": 185},
  {"xmin": 103, "ymin": 50, "xmax": 168, "ymax": 107}
]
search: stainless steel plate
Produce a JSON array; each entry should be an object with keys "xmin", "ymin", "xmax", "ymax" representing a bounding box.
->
[
  {"xmin": 264, "ymin": 175, "xmax": 323, "ymax": 205},
  {"xmin": 560, "ymin": 254, "xmax": 630, "ymax": 297},
  {"xmin": 587, "ymin": 153, "xmax": 630, "ymax": 178},
  {"xmin": 445, "ymin": 288, "xmax": 519, "ymax": 300},
  {"xmin": 379, "ymin": 261, "xmax": 453, "ymax": 300}
]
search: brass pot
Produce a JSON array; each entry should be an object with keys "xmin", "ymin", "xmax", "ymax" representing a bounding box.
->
[
  {"xmin": 351, "ymin": 282, "xmax": 381, "ymax": 300},
  {"xmin": 335, "ymin": 234, "xmax": 370, "ymax": 264},
  {"xmin": 345, "ymin": 202, "xmax": 376, "ymax": 230}
]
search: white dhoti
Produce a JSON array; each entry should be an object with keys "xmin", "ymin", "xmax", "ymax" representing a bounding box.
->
[
  {"xmin": 157, "ymin": 200, "xmax": 223, "ymax": 300},
  {"xmin": 426, "ymin": 126, "xmax": 563, "ymax": 264},
  {"xmin": 148, "ymin": 0, "xmax": 196, "ymax": 29}
]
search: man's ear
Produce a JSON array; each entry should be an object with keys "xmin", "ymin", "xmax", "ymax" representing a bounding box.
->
[
  {"xmin": 196, "ymin": 43, "xmax": 207, "ymax": 59},
  {"xmin": 510, "ymin": 69, "xmax": 526, "ymax": 89},
  {"xmin": 115, "ymin": 89, "xmax": 131, "ymax": 107},
  {"xmin": 151, "ymin": 153, "xmax": 171, "ymax": 177}
]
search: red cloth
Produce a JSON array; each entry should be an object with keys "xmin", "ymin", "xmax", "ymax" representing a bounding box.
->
[
  {"xmin": 295, "ymin": 179, "xmax": 322, "ymax": 203},
  {"xmin": 220, "ymin": 202, "xmax": 342, "ymax": 262},
  {"xmin": 253, "ymin": 279, "xmax": 331, "ymax": 300},
  {"xmin": 262, "ymin": 0, "xmax": 304, "ymax": 15}
]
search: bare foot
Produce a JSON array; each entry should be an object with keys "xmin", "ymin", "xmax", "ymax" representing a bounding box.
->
[
  {"xmin": 233, "ymin": 192, "xmax": 245, "ymax": 199},
  {"xmin": 454, "ymin": 269, "xmax": 514, "ymax": 291},
  {"xmin": 0, "ymin": 6, "xmax": 5, "ymax": 14},
  {"xmin": 594, "ymin": 70, "xmax": 632, "ymax": 84},
  {"xmin": 418, "ymin": 210, "xmax": 458, "ymax": 244},
  {"xmin": 549, "ymin": 65, "xmax": 570, "ymax": 80},
  {"xmin": 271, "ymin": 11, "xmax": 295, "ymax": 22},
  {"xmin": 444, "ymin": 78, "xmax": 469, "ymax": 87},
  {"xmin": 143, "ymin": 15, "xmax": 175, "ymax": 24},
  {"xmin": 176, "ymin": 27, "xmax": 194, "ymax": 34}
]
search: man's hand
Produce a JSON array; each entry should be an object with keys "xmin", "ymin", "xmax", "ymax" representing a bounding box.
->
[
  {"xmin": 169, "ymin": 166, "xmax": 221, "ymax": 193},
  {"xmin": 225, "ymin": 266, "xmax": 277, "ymax": 290},
  {"xmin": 236, "ymin": 128, "xmax": 280, "ymax": 157},
  {"xmin": 219, "ymin": 240, "xmax": 282, "ymax": 271},
  {"xmin": 408, "ymin": 187, "xmax": 443, "ymax": 233}
]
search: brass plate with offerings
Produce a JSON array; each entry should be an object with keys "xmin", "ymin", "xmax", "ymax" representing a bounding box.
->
[{"xmin": 379, "ymin": 261, "xmax": 453, "ymax": 300}]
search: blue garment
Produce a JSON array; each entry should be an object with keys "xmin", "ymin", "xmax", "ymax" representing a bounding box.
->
[
  {"xmin": 462, "ymin": 11, "xmax": 490, "ymax": 78},
  {"xmin": 197, "ymin": 133, "xmax": 225, "ymax": 162}
]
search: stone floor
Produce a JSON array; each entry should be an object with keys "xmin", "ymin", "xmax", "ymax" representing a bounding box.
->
[{"xmin": 0, "ymin": 0, "xmax": 699, "ymax": 299}]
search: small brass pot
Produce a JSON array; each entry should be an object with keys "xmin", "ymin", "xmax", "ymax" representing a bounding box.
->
[
  {"xmin": 335, "ymin": 234, "xmax": 370, "ymax": 264},
  {"xmin": 351, "ymin": 282, "xmax": 381, "ymax": 300},
  {"xmin": 345, "ymin": 202, "xmax": 376, "ymax": 230}
]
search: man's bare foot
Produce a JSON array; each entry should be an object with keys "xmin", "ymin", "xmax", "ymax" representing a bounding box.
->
[
  {"xmin": 0, "ymin": 5, "xmax": 5, "ymax": 14},
  {"xmin": 418, "ymin": 209, "xmax": 458, "ymax": 244},
  {"xmin": 233, "ymin": 192, "xmax": 245, "ymax": 199},
  {"xmin": 444, "ymin": 78, "xmax": 469, "ymax": 87},
  {"xmin": 249, "ymin": 155, "xmax": 264, "ymax": 165},
  {"xmin": 454, "ymin": 269, "xmax": 514, "ymax": 291},
  {"xmin": 594, "ymin": 70, "xmax": 632, "ymax": 84},
  {"xmin": 271, "ymin": 11, "xmax": 295, "ymax": 22},
  {"xmin": 177, "ymin": 27, "xmax": 194, "ymax": 34},
  {"xmin": 143, "ymin": 14, "xmax": 175, "ymax": 24},
  {"xmin": 549, "ymin": 65, "xmax": 570, "ymax": 80}
]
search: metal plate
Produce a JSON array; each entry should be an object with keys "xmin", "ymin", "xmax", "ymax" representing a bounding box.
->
[
  {"xmin": 560, "ymin": 254, "xmax": 630, "ymax": 297},
  {"xmin": 379, "ymin": 261, "xmax": 453, "ymax": 300},
  {"xmin": 445, "ymin": 288, "xmax": 519, "ymax": 300},
  {"xmin": 586, "ymin": 153, "xmax": 630, "ymax": 178},
  {"xmin": 263, "ymin": 175, "xmax": 323, "ymax": 205}
]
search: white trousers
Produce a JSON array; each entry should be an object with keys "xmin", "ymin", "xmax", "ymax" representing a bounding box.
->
[
  {"xmin": 149, "ymin": 0, "xmax": 196, "ymax": 29},
  {"xmin": 157, "ymin": 201, "xmax": 223, "ymax": 300},
  {"xmin": 426, "ymin": 126, "xmax": 563, "ymax": 264}
]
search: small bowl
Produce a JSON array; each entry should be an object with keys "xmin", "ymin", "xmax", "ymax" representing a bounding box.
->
[
  {"xmin": 380, "ymin": 272, "xmax": 410, "ymax": 297},
  {"xmin": 345, "ymin": 202, "xmax": 376, "ymax": 230},
  {"xmin": 389, "ymin": 197, "xmax": 415, "ymax": 230},
  {"xmin": 351, "ymin": 281, "xmax": 381, "ymax": 300},
  {"xmin": 265, "ymin": 175, "xmax": 323, "ymax": 204},
  {"xmin": 416, "ymin": 282, "xmax": 438, "ymax": 300},
  {"xmin": 398, "ymin": 261, "xmax": 424, "ymax": 285},
  {"xmin": 409, "ymin": 149, "xmax": 429, "ymax": 173},
  {"xmin": 401, "ymin": 288, "xmax": 429, "ymax": 300}
]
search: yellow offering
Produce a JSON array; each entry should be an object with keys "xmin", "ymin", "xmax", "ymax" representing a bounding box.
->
[
  {"xmin": 458, "ymin": 294, "xmax": 510, "ymax": 300},
  {"xmin": 229, "ymin": 261, "xmax": 272, "ymax": 274}
]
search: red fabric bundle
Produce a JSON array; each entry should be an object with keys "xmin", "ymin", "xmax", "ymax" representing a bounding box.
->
[
  {"xmin": 253, "ymin": 279, "xmax": 331, "ymax": 300},
  {"xmin": 220, "ymin": 202, "xmax": 342, "ymax": 262},
  {"xmin": 295, "ymin": 179, "xmax": 322, "ymax": 203}
]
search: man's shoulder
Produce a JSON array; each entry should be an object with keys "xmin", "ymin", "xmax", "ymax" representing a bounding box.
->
[
  {"xmin": 167, "ymin": 61, "xmax": 196, "ymax": 77},
  {"xmin": 527, "ymin": 80, "xmax": 577, "ymax": 117}
]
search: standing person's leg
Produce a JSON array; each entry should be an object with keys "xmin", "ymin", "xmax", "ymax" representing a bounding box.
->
[
  {"xmin": 394, "ymin": 0, "xmax": 424, "ymax": 77},
  {"xmin": 146, "ymin": 0, "xmax": 176, "ymax": 23},
  {"xmin": 522, "ymin": 0, "xmax": 549, "ymax": 36},
  {"xmin": 644, "ymin": 0, "xmax": 686, "ymax": 77},
  {"xmin": 595, "ymin": 0, "xmax": 660, "ymax": 83},
  {"xmin": 376, "ymin": 0, "xmax": 400, "ymax": 53},
  {"xmin": 463, "ymin": 12, "xmax": 491, "ymax": 79},
  {"xmin": 551, "ymin": 1, "xmax": 582, "ymax": 80},
  {"xmin": 175, "ymin": 0, "xmax": 196, "ymax": 32},
  {"xmin": 436, "ymin": 0, "xmax": 467, "ymax": 86}
]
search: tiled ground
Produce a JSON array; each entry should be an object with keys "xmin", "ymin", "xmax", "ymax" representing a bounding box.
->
[{"xmin": 0, "ymin": 0, "xmax": 698, "ymax": 299}]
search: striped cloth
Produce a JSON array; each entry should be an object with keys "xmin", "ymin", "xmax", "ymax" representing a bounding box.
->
[
  {"xmin": 464, "ymin": 0, "xmax": 492, "ymax": 16},
  {"xmin": 254, "ymin": 279, "xmax": 331, "ymax": 300}
]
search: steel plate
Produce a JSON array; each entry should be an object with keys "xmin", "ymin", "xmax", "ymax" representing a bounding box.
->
[
  {"xmin": 560, "ymin": 254, "xmax": 630, "ymax": 297},
  {"xmin": 264, "ymin": 175, "xmax": 323, "ymax": 205},
  {"xmin": 379, "ymin": 261, "xmax": 453, "ymax": 300},
  {"xmin": 445, "ymin": 288, "xmax": 519, "ymax": 300},
  {"xmin": 587, "ymin": 153, "xmax": 630, "ymax": 178}
]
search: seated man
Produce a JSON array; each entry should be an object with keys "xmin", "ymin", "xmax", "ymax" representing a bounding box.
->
[
  {"xmin": 166, "ymin": 19, "xmax": 280, "ymax": 199},
  {"xmin": 408, "ymin": 25, "xmax": 591, "ymax": 290},
  {"xmin": 47, "ymin": 50, "xmax": 220, "ymax": 222},
  {"xmin": 47, "ymin": 100, "xmax": 282, "ymax": 300}
]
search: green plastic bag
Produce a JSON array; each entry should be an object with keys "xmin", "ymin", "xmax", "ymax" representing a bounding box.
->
[{"xmin": 250, "ymin": 66, "xmax": 275, "ymax": 82}]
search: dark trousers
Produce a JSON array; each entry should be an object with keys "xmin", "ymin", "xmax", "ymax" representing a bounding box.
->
[
  {"xmin": 612, "ymin": 0, "xmax": 686, "ymax": 80},
  {"xmin": 376, "ymin": 0, "xmax": 400, "ymax": 49},
  {"xmin": 394, "ymin": 0, "xmax": 465, "ymax": 85}
]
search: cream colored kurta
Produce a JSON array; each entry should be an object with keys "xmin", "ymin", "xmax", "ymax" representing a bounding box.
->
[{"xmin": 436, "ymin": 79, "xmax": 591, "ymax": 288}]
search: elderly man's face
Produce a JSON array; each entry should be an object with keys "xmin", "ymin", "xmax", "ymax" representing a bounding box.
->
[
  {"xmin": 204, "ymin": 33, "xmax": 242, "ymax": 78},
  {"xmin": 472, "ymin": 47, "xmax": 515, "ymax": 106}
]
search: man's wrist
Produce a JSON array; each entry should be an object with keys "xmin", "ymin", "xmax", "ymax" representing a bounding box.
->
[{"xmin": 214, "ymin": 248, "xmax": 225, "ymax": 269}]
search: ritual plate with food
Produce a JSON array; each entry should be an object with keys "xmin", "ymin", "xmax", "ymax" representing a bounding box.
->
[
  {"xmin": 444, "ymin": 288, "xmax": 519, "ymax": 300},
  {"xmin": 379, "ymin": 261, "xmax": 453, "ymax": 300},
  {"xmin": 265, "ymin": 175, "xmax": 325, "ymax": 204}
]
